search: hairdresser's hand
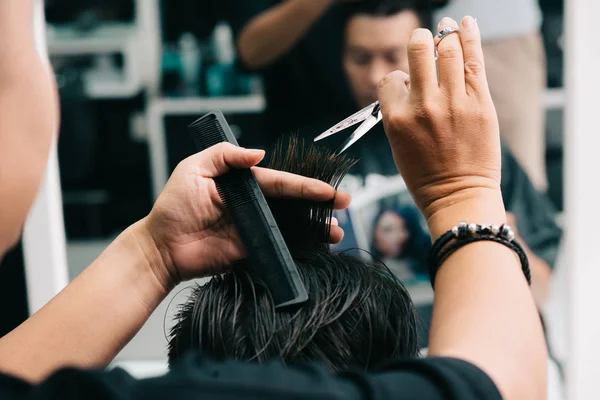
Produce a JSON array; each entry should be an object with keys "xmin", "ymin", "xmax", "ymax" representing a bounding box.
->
[
  {"xmin": 136, "ymin": 143, "xmax": 351, "ymax": 286},
  {"xmin": 378, "ymin": 16, "xmax": 504, "ymax": 238}
]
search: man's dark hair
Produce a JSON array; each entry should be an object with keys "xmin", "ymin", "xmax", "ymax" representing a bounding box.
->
[
  {"xmin": 167, "ymin": 138, "xmax": 420, "ymax": 371},
  {"xmin": 342, "ymin": 0, "xmax": 441, "ymax": 29}
]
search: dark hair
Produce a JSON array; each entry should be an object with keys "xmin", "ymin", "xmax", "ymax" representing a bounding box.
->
[
  {"xmin": 342, "ymin": 0, "xmax": 436, "ymax": 30},
  {"xmin": 371, "ymin": 205, "xmax": 431, "ymax": 274},
  {"xmin": 168, "ymin": 137, "xmax": 419, "ymax": 371}
]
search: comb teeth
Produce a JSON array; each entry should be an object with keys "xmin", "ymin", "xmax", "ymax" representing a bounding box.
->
[
  {"xmin": 214, "ymin": 170, "xmax": 256, "ymax": 208},
  {"xmin": 188, "ymin": 113, "xmax": 238, "ymax": 151}
]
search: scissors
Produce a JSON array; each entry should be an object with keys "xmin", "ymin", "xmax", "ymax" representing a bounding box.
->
[{"xmin": 314, "ymin": 26, "xmax": 460, "ymax": 156}]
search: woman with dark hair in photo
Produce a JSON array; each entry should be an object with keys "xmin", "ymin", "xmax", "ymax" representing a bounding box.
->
[{"xmin": 371, "ymin": 205, "xmax": 431, "ymax": 281}]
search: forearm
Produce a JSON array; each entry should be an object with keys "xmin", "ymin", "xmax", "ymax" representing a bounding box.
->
[
  {"xmin": 0, "ymin": 219, "xmax": 173, "ymax": 382},
  {"xmin": 527, "ymin": 249, "xmax": 552, "ymax": 309},
  {"xmin": 237, "ymin": 0, "xmax": 334, "ymax": 69},
  {"xmin": 426, "ymin": 192, "xmax": 547, "ymax": 400}
]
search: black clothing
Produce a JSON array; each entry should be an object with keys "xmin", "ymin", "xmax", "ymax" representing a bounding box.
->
[
  {"xmin": 226, "ymin": 0, "xmax": 355, "ymax": 146},
  {"xmin": 0, "ymin": 353, "xmax": 502, "ymax": 400}
]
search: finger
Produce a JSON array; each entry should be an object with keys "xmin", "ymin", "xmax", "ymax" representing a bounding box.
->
[
  {"xmin": 436, "ymin": 17, "xmax": 466, "ymax": 94},
  {"xmin": 406, "ymin": 28, "xmax": 438, "ymax": 97},
  {"xmin": 188, "ymin": 142, "xmax": 266, "ymax": 177},
  {"xmin": 329, "ymin": 225, "xmax": 345, "ymax": 244},
  {"xmin": 330, "ymin": 217, "xmax": 339, "ymax": 226},
  {"xmin": 333, "ymin": 191, "xmax": 352, "ymax": 210},
  {"xmin": 252, "ymin": 167, "xmax": 352, "ymax": 210},
  {"xmin": 377, "ymin": 70, "xmax": 410, "ymax": 124},
  {"xmin": 459, "ymin": 16, "xmax": 489, "ymax": 98}
]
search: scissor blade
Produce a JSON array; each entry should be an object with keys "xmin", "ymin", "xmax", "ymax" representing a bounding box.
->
[
  {"xmin": 334, "ymin": 110, "xmax": 383, "ymax": 156},
  {"xmin": 314, "ymin": 101, "xmax": 379, "ymax": 142}
]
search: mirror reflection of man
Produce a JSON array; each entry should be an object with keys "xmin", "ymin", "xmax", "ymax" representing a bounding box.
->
[
  {"xmin": 337, "ymin": 1, "xmax": 561, "ymax": 339},
  {"xmin": 226, "ymin": 0, "xmax": 361, "ymax": 147}
]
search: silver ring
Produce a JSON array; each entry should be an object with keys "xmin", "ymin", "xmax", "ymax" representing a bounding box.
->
[{"xmin": 434, "ymin": 27, "xmax": 460, "ymax": 59}]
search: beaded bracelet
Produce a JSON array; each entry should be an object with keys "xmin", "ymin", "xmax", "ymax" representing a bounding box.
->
[{"xmin": 427, "ymin": 222, "xmax": 531, "ymax": 288}]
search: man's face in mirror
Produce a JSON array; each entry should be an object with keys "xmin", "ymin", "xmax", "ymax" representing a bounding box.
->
[{"xmin": 343, "ymin": 11, "xmax": 421, "ymax": 108}]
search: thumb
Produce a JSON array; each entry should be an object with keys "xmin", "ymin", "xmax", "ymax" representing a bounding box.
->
[
  {"xmin": 192, "ymin": 142, "xmax": 266, "ymax": 178},
  {"xmin": 377, "ymin": 70, "xmax": 410, "ymax": 121}
]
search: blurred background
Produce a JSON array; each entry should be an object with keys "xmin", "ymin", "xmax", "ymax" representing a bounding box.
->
[{"xmin": 0, "ymin": 0, "xmax": 570, "ymax": 394}]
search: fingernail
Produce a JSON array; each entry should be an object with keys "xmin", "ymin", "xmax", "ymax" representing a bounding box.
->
[
  {"xmin": 439, "ymin": 17, "xmax": 457, "ymax": 29},
  {"xmin": 462, "ymin": 16, "xmax": 476, "ymax": 28},
  {"xmin": 247, "ymin": 149, "xmax": 265, "ymax": 156}
]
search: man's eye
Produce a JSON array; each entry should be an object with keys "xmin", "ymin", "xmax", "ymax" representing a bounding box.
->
[
  {"xmin": 351, "ymin": 54, "xmax": 371, "ymax": 66},
  {"xmin": 385, "ymin": 53, "xmax": 401, "ymax": 65}
]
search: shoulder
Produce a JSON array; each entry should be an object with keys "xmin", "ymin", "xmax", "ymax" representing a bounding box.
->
[
  {"xmin": 372, "ymin": 357, "xmax": 503, "ymax": 400},
  {"xmin": 0, "ymin": 354, "xmax": 501, "ymax": 400}
]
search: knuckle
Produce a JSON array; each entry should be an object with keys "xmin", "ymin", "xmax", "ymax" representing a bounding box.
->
[
  {"xmin": 276, "ymin": 175, "xmax": 285, "ymax": 196},
  {"xmin": 378, "ymin": 70, "xmax": 406, "ymax": 89},
  {"xmin": 216, "ymin": 151, "xmax": 228, "ymax": 170},
  {"xmin": 464, "ymin": 58, "xmax": 485, "ymax": 76},
  {"xmin": 436, "ymin": 46, "xmax": 461, "ymax": 60},
  {"xmin": 417, "ymin": 100, "xmax": 441, "ymax": 119},
  {"xmin": 213, "ymin": 142, "xmax": 230, "ymax": 151},
  {"xmin": 387, "ymin": 109, "xmax": 407, "ymax": 127},
  {"xmin": 378, "ymin": 72, "xmax": 395, "ymax": 89},
  {"xmin": 408, "ymin": 39, "xmax": 431, "ymax": 54},
  {"xmin": 462, "ymin": 36, "xmax": 480, "ymax": 48}
]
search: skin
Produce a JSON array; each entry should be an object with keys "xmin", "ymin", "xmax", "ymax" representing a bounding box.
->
[
  {"xmin": 378, "ymin": 16, "xmax": 547, "ymax": 399},
  {"xmin": 373, "ymin": 211, "xmax": 409, "ymax": 258},
  {"xmin": 343, "ymin": 9, "xmax": 552, "ymax": 308}
]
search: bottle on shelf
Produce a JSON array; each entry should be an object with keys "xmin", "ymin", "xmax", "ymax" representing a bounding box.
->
[
  {"xmin": 161, "ymin": 43, "xmax": 183, "ymax": 97},
  {"xmin": 178, "ymin": 32, "xmax": 202, "ymax": 96},
  {"xmin": 205, "ymin": 23, "xmax": 236, "ymax": 97}
]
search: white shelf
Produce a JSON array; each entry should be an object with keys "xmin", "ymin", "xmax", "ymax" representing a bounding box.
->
[
  {"xmin": 47, "ymin": 23, "xmax": 143, "ymax": 99},
  {"xmin": 84, "ymin": 73, "xmax": 142, "ymax": 99},
  {"xmin": 47, "ymin": 23, "xmax": 137, "ymax": 56},
  {"xmin": 147, "ymin": 95, "xmax": 266, "ymax": 199},
  {"xmin": 151, "ymin": 95, "xmax": 266, "ymax": 115}
]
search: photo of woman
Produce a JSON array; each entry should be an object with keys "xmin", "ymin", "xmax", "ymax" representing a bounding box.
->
[
  {"xmin": 332, "ymin": 174, "xmax": 435, "ymax": 306},
  {"xmin": 371, "ymin": 205, "xmax": 431, "ymax": 283}
]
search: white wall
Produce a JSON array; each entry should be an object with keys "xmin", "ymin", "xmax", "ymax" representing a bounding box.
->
[{"xmin": 564, "ymin": 0, "xmax": 600, "ymax": 398}]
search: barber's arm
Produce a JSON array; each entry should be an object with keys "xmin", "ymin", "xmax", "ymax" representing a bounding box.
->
[
  {"xmin": 0, "ymin": 143, "xmax": 350, "ymax": 383},
  {"xmin": 235, "ymin": 0, "xmax": 340, "ymax": 69},
  {"xmin": 378, "ymin": 16, "xmax": 546, "ymax": 400}
]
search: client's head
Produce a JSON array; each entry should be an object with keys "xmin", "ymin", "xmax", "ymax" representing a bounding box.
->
[{"xmin": 168, "ymin": 138, "xmax": 419, "ymax": 371}]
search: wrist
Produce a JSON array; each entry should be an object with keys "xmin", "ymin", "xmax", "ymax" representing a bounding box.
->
[
  {"xmin": 426, "ymin": 188, "xmax": 506, "ymax": 240},
  {"xmin": 129, "ymin": 219, "xmax": 177, "ymax": 294}
]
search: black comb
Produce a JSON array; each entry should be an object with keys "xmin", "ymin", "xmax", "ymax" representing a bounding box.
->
[{"xmin": 188, "ymin": 111, "xmax": 308, "ymax": 308}]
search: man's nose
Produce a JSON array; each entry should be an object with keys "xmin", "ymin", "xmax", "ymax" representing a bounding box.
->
[{"xmin": 367, "ymin": 61, "xmax": 392, "ymax": 87}]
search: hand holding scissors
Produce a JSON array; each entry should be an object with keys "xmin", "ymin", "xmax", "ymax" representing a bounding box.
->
[{"xmin": 314, "ymin": 26, "xmax": 461, "ymax": 155}]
